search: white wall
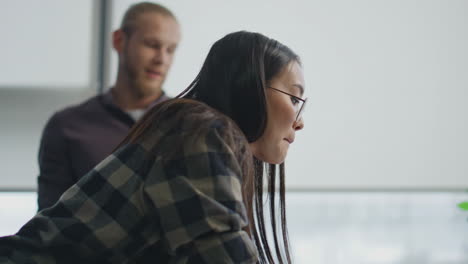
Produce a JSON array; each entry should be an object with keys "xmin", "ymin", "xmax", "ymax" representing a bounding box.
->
[
  {"xmin": 0, "ymin": 1, "xmax": 96, "ymax": 89},
  {"xmin": 0, "ymin": 0, "xmax": 467, "ymax": 189}
]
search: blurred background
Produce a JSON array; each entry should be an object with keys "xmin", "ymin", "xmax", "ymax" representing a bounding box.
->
[{"xmin": 0, "ymin": 0, "xmax": 467, "ymax": 263}]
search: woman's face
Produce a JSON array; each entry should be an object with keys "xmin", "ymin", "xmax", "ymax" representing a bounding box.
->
[{"xmin": 250, "ymin": 61, "xmax": 305, "ymax": 164}]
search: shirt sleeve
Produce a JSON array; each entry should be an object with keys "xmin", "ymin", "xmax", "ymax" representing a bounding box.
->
[
  {"xmin": 142, "ymin": 126, "xmax": 259, "ymax": 263},
  {"xmin": 0, "ymin": 146, "xmax": 156, "ymax": 263},
  {"xmin": 37, "ymin": 113, "xmax": 75, "ymax": 210}
]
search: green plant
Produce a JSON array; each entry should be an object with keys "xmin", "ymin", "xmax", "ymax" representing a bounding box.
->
[{"xmin": 458, "ymin": 202, "xmax": 468, "ymax": 211}]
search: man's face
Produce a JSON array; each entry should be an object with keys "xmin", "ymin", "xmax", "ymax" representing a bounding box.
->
[{"xmin": 120, "ymin": 13, "xmax": 181, "ymax": 98}]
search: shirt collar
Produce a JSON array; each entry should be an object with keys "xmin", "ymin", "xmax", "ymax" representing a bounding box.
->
[{"xmin": 102, "ymin": 88, "xmax": 170, "ymax": 121}]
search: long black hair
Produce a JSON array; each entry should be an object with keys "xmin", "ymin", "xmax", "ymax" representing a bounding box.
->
[{"xmin": 178, "ymin": 31, "xmax": 301, "ymax": 264}]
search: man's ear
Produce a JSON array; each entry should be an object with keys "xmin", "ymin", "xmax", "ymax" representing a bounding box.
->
[{"xmin": 112, "ymin": 29, "xmax": 126, "ymax": 53}]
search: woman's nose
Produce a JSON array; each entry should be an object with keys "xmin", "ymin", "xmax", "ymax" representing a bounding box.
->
[{"xmin": 293, "ymin": 117, "xmax": 304, "ymax": 131}]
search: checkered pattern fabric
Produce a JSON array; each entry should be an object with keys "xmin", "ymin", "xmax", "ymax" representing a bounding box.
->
[{"xmin": 0, "ymin": 100, "xmax": 259, "ymax": 263}]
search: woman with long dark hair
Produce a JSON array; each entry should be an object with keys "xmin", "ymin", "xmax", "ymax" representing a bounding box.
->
[{"xmin": 0, "ymin": 31, "xmax": 306, "ymax": 263}]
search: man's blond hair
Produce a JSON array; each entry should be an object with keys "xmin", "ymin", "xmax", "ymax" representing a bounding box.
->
[{"xmin": 120, "ymin": 2, "xmax": 177, "ymax": 36}]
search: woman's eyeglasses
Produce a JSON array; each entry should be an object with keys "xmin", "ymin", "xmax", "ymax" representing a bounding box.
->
[{"xmin": 268, "ymin": 87, "xmax": 307, "ymax": 122}]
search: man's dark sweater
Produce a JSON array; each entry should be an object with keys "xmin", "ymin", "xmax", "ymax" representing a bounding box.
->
[{"xmin": 37, "ymin": 90, "xmax": 169, "ymax": 210}]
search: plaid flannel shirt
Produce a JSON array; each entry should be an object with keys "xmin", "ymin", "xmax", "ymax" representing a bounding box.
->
[{"xmin": 0, "ymin": 100, "xmax": 259, "ymax": 263}]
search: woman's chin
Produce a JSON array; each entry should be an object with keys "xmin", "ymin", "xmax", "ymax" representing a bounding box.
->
[
  {"xmin": 249, "ymin": 143, "xmax": 287, "ymax": 164},
  {"xmin": 253, "ymin": 153, "xmax": 286, "ymax": 165}
]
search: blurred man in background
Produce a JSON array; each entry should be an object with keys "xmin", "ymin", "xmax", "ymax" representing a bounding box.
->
[{"xmin": 37, "ymin": 2, "xmax": 181, "ymax": 210}]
